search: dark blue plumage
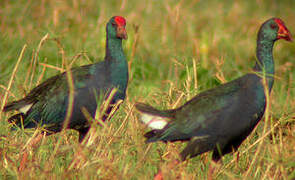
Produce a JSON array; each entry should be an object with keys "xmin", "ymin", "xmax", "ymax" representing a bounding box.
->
[
  {"xmin": 3, "ymin": 16, "xmax": 128, "ymax": 142},
  {"xmin": 136, "ymin": 18, "xmax": 292, "ymax": 161}
]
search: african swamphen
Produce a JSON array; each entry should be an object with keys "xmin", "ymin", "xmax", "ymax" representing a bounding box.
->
[
  {"xmin": 135, "ymin": 18, "xmax": 292, "ymax": 162},
  {"xmin": 3, "ymin": 16, "xmax": 129, "ymax": 142}
]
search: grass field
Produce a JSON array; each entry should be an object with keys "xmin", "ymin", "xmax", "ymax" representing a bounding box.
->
[{"xmin": 0, "ymin": 0, "xmax": 295, "ymax": 179}]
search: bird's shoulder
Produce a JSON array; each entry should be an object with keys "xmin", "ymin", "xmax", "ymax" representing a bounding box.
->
[
  {"xmin": 25, "ymin": 62, "xmax": 106, "ymax": 102},
  {"xmin": 171, "ymin": 74, "xmax": 260, "ymax": 127},
  {"xmin": 180, "ymin": 75, "xmax": 249, "ymax": 111}
]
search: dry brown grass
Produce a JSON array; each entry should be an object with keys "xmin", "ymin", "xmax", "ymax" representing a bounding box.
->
[{"xmin": 0, "ymin": 0, "xmax": 295, "ymax": 179}]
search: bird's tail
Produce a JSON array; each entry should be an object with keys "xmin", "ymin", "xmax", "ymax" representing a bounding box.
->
[
  {"xmin": 3, "ymin": 100, "xmax": 23, "ymax": 112},
  {"xmin": 135, "ymin": 102, "xmax": 175, "ymax": 142},
  {"xmin": 135, "ymin": 102, "xmax": 174, "ymax": 130}
]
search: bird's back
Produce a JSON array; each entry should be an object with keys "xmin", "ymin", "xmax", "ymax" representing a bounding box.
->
[
  {"xmin": 4, "ymin": 59, "xmax": 128, "ymax": 132},
  {"xmin": 149, "ymin": 73, "xmax": 266, "ymax": 143}
]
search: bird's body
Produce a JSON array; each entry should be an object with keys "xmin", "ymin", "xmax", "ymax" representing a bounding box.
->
[
  {"xmin": 3, "ymin": 16, "xmax": 128, "ymax": 142},
  {"xmin": 136, "ymin": 18, "xmax": 292, "ymax": 161},
  {"xmin": 137, "ymin": 73, "xmax": 266, "ymax": 161}
]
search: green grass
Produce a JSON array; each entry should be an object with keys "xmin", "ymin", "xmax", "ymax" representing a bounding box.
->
[{"xmin": 1, "ymin": 0, "xmax": 295, "ymax": 179}]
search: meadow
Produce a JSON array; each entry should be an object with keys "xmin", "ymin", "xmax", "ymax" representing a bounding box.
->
[{"xmin": 0, "ymin": 0, "xmax": 295, "ymax": 179}]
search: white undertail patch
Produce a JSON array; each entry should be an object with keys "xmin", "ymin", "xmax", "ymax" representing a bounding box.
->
[
  {"xmin": 141, "ymin": 113, "xmax": 168, "ymax": 130},
  {"xmin": 19, "ymin": 104, "xmax": 33, "ymax": 114}
]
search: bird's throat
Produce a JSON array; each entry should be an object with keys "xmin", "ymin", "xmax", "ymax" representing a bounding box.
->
[
  {"xmin": 105, "ymin": 37, "xmax": 125, "ymax": 62},
  {"xmin": 253, "ymin": 39, "xmax": 275, "ymax": 91}
]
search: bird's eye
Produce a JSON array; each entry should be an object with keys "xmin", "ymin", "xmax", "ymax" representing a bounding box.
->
[
  {"xmin": 112, "ymin": 22, "xmax": 117, "ymax": 26},
  {"xmin": 270, "ymin": 23, "xmax": 276, "ymax": 29}
]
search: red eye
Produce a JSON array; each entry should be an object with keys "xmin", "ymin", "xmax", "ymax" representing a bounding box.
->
[{"xmin": 270, "ymin": 23, "xmax": 276, "ymax": 29}]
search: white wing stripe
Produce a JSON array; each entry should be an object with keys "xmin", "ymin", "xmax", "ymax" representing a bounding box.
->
[
  {"xmin": 141, "ymin": 114, "xmax": 168, "ymax": 130},
  {"xmin": 19, "ymin": 104, "xmax": 33, "ymax": 114}
]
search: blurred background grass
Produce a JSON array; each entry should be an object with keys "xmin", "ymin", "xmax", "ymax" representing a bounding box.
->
[{"xmin": 0, "ymin": 0, "xmax": 295, "ymax": 179}]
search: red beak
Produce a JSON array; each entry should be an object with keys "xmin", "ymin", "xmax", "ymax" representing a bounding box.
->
[
  {"xmin": 276, "ymin": 19, "xmax": 292, "ymax": 41},
  {"xmin": 117, "ymin": 26, "xmax": 128, "ymax": 40}
]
